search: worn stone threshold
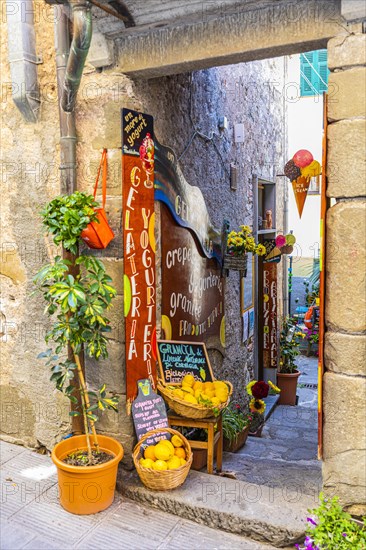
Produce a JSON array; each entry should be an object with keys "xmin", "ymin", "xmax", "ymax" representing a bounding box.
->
[{"xmin": 118, "ymin": 468, "xmax": 311, "ymax": 548}]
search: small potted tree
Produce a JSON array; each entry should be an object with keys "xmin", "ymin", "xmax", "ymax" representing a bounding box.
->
[
  {"xmin": 33, "ymin": 192, "xmax": 123, "ymax": 515},
  {"xmin": 277, "ymin": 316, "xmax": 304, "ymax": 405}
]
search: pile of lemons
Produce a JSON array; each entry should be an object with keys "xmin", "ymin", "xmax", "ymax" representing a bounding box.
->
[
  {"xmin": 168, "ymin": 374, "xmax": 229, "ymax": 407},
  {"xmin": 139, "ymin": 434, "xmax": 188, "ymax": 471}
]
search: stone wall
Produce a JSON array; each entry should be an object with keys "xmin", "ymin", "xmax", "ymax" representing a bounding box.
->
[
  {"xmin": 324, "ymin": 32, "xmax": 366, "ymax": 515},
  {"xmin": 0, "ymin": 8, "xmax": 286, "ymax": 465}
]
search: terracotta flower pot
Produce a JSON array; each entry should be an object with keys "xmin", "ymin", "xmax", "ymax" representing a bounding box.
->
[
  {"xmin": 223, "ymin": 426, "xmax": 250, "ymax": 452},
  {"xmin": 248, "ymin": 423, "xmax": 264, "ymax": 437},
  {"xmin": 52, "ymin": 434, "xmax": 124, "ymax": 515},
  {"xmin": 277, "ymin": 371, "xmax": 301, "ymax": 406}
]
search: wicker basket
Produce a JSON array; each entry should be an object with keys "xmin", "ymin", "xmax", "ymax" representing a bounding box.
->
[
  {"xmin": 224, "ymin": 253, "xmax": 247, "ymax": 275},
  {"xmin": 133, "ymin": 428, "xmax": 192, "ymax": 491},
  {"xmin": 157, "ymin": 380, "xmax": 233, "ymax": 420}
]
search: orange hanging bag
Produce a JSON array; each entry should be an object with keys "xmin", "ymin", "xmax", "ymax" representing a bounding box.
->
[{"xmin": 81, "ymin": 149, "xmax": 115, "ymax": 249}]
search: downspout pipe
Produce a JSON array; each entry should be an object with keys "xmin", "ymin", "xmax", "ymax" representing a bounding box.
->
[
  {"xmin": 61, "ymin": 0, "xmax": 92, "ymax": 113},
  {"xmin": 6, "ymin": 0, "xmax": 41, "ymax": 122}
]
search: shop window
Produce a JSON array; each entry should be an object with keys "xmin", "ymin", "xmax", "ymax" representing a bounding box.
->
[{"xmin": 300, "ymin": 50, "xmax": 329, "ymax": 97}]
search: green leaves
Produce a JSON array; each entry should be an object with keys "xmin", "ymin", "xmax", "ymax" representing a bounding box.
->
[{"xmin": 40, "ymin": 192, "xmax": 99, "ymax": 255}]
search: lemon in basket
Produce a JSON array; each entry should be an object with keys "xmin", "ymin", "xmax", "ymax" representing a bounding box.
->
[
  {"xmin": 159, "ymin": 439, "xmax": 175, "ymax": 455},
  {"xmin": 155, "ymin": 442, "xmax": 173, "ymax": 461},
  {"xmin": 152, "ymin": 460, "xmax": 168, "ymax": 471},
  {"xmin": 144, "ymin": 445, "xmax": 156, "ymax": 461},
  {"xmin": 139, "ymin": 458, "xmax": 154, "ymax": 468},
  {"xmin": 167, "ymin": 456, "xmax": 182, "ymax": 470},
  {"xmin": 174, "ymin": 447, "xmax": 186, "ymax": 460},
  {"xmin": 194, "ymin": 389, "xmax": 202, "ymax": 399},
  {"xmin": 173, "ymin": 388, "xmax": 185, "ymax": 400},
  {"xmin": 181, "ymin": 385, "xmax": 194, "ymax": 395},
  {"xmin": 216, "ymin": 388, "xmax": 229, "ymax": 403},
  {"xmin": 210, "ymin": 396, "xmax": 221, "ymax": 407},
  {"xmin": 184, "ymin": 393, "xmax": 198, "ymax": 405},
  {"xmin": 182, "ymin": 374, "xmax": 195, "ymax": 387},
  {"xmin": 171, "ymin": 434, "xmax": 184, "ymax": 448},
  {"xmin": 213, "ymin": 381, "xmax": 227, "ymax": 391},
  {"xmin": 180, "ymin": 458, "xmax": 187, "ymax": 466}
]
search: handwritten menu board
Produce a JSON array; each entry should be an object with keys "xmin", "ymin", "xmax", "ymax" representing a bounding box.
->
[
  {"xmin": 132, "ymin": 379, "xmax": 169, "ymax": 447},
  {"xmin": 157, "ymin": 340, "xmax": 214, "ymax": 384}
]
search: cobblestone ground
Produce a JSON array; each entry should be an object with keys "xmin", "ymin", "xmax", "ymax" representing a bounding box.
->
[
  {"xmin": 223, "ymin": 355, "xmax": 321, "ymax": 500},
  {"xmin": 1, "ymin": 440, "xmax": 286, "ymax": 550}
]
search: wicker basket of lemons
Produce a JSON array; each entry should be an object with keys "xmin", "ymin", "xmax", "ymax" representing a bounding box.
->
[
  {"xmin": 157, "ymin": 374, "xmax": 233, "ymax": 419},
  {"xmin": 133, "ymin": 428, "xmax": 192, "ymax": 491}
]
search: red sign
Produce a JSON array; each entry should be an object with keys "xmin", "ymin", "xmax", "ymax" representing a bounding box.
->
[
  {"xmin": 122, "ymin": 109, "xmax": 156, "ymax": 406},
  {"xmin": 263, "ymin": 262, "xmax": 278, "ymax": 368}
]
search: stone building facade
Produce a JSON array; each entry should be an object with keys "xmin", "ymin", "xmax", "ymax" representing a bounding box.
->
[{"xmin": 0, "ymin": 7, "xmax": 286, "ymax": 465}]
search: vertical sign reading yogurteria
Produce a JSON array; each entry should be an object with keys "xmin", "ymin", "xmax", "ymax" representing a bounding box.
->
[
  {"xmin": 122, "ymin": 108, "xmax": 156, "ymax": 407},
  {"xmin": 263, "ymin": 262, "xmax": 278, "ymax": 368}
]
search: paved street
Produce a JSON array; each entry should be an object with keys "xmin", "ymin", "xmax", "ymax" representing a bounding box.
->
[{"xmin": 1, "ymin": 440, "xmax": 284, "ymax": 550}]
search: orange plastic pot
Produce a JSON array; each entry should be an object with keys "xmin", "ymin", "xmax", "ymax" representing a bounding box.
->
[
  {"xmin": 277, "ymin": 371, "xmax": 301, "ymax": 406},
  {"xmin": 51, "ymin": 434, "xmax": 123, "ymax": 515}
]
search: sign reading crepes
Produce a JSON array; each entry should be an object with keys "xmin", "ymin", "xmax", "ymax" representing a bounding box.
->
[{"xmin": 122, "ymin": 108, "xmax": 157, "ymax": 406}]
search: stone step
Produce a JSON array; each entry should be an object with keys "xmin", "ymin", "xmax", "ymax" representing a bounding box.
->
[{"xmin": 118, "ymin": 469, "xmax": 314, "ymax": 548}]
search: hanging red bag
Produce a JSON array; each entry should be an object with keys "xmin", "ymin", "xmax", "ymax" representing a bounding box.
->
[{"xmin": 81, "ymin": 149, "xmax": 115, "ymax": 249}]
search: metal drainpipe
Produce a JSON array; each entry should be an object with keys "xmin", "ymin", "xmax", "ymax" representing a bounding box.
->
[
  {"xmin": 61, "ymin": 0, "xmax": 92, "ymax": 113},
  {"xmin": 6, "ymin": 0, "xmax": 41, "ymax": 123}
]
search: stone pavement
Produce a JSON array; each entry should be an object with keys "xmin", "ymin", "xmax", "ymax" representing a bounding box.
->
[{"xmin": 1, "ymin": 440, "xmax": 286, "ymax": 550}]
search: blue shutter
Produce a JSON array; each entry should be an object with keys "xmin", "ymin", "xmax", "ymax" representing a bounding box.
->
[{"xmin": 300, "ymin": 50, "xmax": 329, "ymax": 97}]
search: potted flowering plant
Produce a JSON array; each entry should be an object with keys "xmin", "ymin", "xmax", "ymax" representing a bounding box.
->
[
  {"xmin": 277, "ymin": 316, "xmax": 305, "ymax": 405},
  {"xmin": 222, "ymin": 404, "xmax": 252, "ymax": 452},
  {"xmin": 246, "ymin": 380, "xmax": 281, "ymax": 436},
  {"xmin": 33, "ymin": 191, "xmax": 123, "ymax": 515},
  {"xmin": 225, "ymin": 225, "xmax": 266, "ymax": 274}
]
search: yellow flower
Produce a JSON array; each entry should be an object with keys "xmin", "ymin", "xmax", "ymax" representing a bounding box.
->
[
  {"xmin": 268, "ymin": 380, "xmax": 281, "ymax": 393},
  {"xmin": 249, "ymin": 398, "xmax": 266, "ymax": 414},
  {"xmin": 246, "ymin": 380, "xmax": 257, "ymax": 395},
  {"xmin": 256, "ymin": 244, "xmax": 266, "ymax": 256},
  {"xmin": 240, "ymin": 225, "xmax": 251, "ymax": 234},
  {"xmin": 228, "ymin": 231, "xmax": 237, "ymax": 238}
]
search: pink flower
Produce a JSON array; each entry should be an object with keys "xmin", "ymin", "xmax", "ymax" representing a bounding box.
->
[{"xmin": 275, "ymin": 235, "xmax": 286, "ymax": 248}]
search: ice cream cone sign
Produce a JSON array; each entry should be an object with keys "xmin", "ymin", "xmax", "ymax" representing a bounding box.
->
[{"xmin": 285, "ymin": 150, "xmax": 321, "ymax": 218}]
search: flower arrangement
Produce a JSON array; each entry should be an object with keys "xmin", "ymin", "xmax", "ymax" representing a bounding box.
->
[
  {"xmin": 246, "ymin": 379, "xmax": 281, "ymax": 433},
  {"xmin": 227, "ymin": 225, "xmax": 266, "ymax": 257},
  {"xmin": 296, "ymin": 493, "xmax": 366, "ymax": 550},
  {"xmin": 279, "ymin": 316, "xmax": 305, "ymax": 373},
  {"xmin": 222, "ymin": 404, "xmax": 252, "ymax": 443}
]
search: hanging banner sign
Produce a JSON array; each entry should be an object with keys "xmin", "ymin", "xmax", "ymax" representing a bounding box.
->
[
  {"xmin": 263, "ymin": 262, "xmax": 278, "ymax": 368},
  {"xmin": 122, "ymin": 108, "xmax": 157, "ymax": 407}
]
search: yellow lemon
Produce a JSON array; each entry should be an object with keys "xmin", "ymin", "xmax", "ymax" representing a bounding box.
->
[
  {"xmin": 193, "ymin": 381, "xmax": 203, "ymax": 391},
  {"xmin": 173, "ymin": 389, "xmax": 185, "ymax": 400},
  {"xmin": 203, "ymin": 381, "xmax": 214, "ymax": 392},
  {"xmin": 152, "ymin": 460, "xmax": 168, "ymax": 471},
  {"xmin": 139, "ymin": 458, "xmax": 154, "ymax": 468},
  {"xmin": 213, "ymin": 381, "xmax": 227, "ymax": 391},
  {"xmin": 182, "ymin": 374, "xmax": 195, "ymax": 387},
  {"xmin": 174, "ymin": 447, "xmax": 186, "ymax": 459},
  {"xmin": 184, "ymin": 393, "xmax": 198, "ymax": 405},
  {"xmin": 216, "ymin": 389, "xmax": 228, "ymax": 404},
  {"xmin": 159, "ymin": 439, "xmax": 175, "ymax": 455},
  {"xmin": 200, "ymin": 393, "xmax": 210, "ymax": 402},
  {"xmin": 194, "ymin": 389, "xmax": 202, "ymax": 399},
  {"xmin": 210, "ymin": 396, "xmax": 221, "ymax": 407},
  {"xmin": 171, "ymin": 434, "xmax": 184, "ymax": 448},
  {"xmin": 154, "ymin": 442, "xmax": 173, "ymax": 461},
  {"xmin": 181, "ymin": 385, "xmax": 194, "ymax": 395},
  {"xmin": 167, "ymin": 456, "xmax": 182, "ymax": 470},
  {"xmin": 180, "ymin": 458, "xmax": 187, "ymax": 466},
  {"xmin": 144, "ymin": 445, "xmax": 156, "ymax": 461},
  {"xmin": 205, "ymin": 390, "xmax": 215, "ymax": 398}
]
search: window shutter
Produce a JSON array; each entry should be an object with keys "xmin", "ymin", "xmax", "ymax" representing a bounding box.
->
[{"xmin": 300, "ymin": 50, "xmax": 329, "ymax": 96}]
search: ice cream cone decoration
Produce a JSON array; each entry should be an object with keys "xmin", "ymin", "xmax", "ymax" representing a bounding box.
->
[{"xmin": 284, "ymin": 150, "xmax": 321, "ymax": 218}]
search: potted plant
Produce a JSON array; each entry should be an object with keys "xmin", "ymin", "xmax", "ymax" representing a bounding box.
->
[
  {"xmin": 33, "ymin": 191, "xmax": 123, "ymax": 515},
  {"xmin": 225, "ymin": 225, "xmax": 266, "ymax": 273},
  {"xmin": 246, "ymin": 380, "xmax": 281, "ymax": 436},
  {"xmin": 222, "ymin": 404, "xmax": 251, "ymax": 452},
  {"xmin": 277, "ymin": 316, "xmax": 305, "ymax": 405}
]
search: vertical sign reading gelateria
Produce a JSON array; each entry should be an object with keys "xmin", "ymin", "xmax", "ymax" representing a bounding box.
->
[{"xmin": 122, "ymin": 108, "xmax": 156, "ymax": 407}]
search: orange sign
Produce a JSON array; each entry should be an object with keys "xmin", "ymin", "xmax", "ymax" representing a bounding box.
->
[
  {"xmin": 263, "ymin": 262, "xmax": 278, "ymax": 368},
  {"xmin": 122, "ymin": 109, "xmax": 156, "ymax": 406},
  {"xmin": 292, "ymin": 175, "xmax": 310, "ymax": 218}
]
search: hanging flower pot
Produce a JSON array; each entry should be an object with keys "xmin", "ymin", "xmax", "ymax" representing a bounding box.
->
[{"xmin": 223, "ymin": 252, "xmax": 248, "ymax": 274}]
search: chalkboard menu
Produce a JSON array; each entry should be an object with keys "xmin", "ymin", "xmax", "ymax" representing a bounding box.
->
[
  {"xmin": 132, "ymin": 379, "xmax": 169, "ymax": 447},
  {"xmin": 157, "ymin": 340, "xmax": 214, "ymax": 384}
]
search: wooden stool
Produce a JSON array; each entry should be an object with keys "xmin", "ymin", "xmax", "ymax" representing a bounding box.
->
[{"xmin": 168, "ymin": 412, "xmax": 223, "ymax": 474}]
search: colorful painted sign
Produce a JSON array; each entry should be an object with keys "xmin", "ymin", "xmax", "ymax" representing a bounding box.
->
[
  {"xmin": 122, "ymin": 108, "xmax": 157, "ymax": 406},
  {"xmin": 157, "ymin": 340, "xmax": 214, "ymax": 384},
  {"xmin": 132, "ymin": 379, "xmax": 169, "ymax": 447},
  {"xmin": 284, "ymin": 150, "xmax": 321, "ymax": 218},
  {"xmin": 161, "ymin": 204, "xmax": 225, "ymax": 351},
  {"xmin": 263, "ymin": 262, "xmax": 278, "ymax": 368}
]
